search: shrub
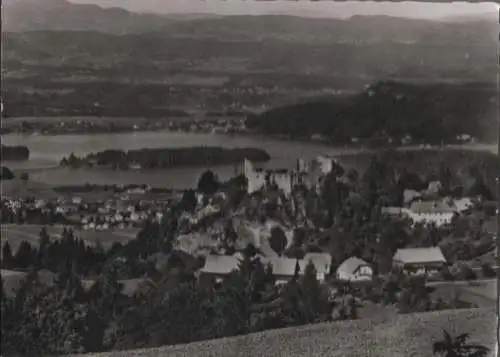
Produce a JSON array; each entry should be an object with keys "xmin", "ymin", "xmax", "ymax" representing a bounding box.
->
[
  {"xmin": 458, "ymin": 265, "xmax": 477, "ymax": 281},
  {"xmin": 481, "ymin": 263, "xmax": 497, "ymax": 278}
]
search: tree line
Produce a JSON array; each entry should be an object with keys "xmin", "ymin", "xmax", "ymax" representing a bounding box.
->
[
  {"xmin": 60, "ymin": 147, "xmax": 270, "ymax": 170},
  {"xmin": 2, "ymin": 145, "xmax": 30, "ymax": 161}
]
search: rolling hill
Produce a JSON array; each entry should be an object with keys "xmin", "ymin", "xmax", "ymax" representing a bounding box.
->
[
  {"xmin": 3, "ymin": 0, "xmax": 498, "ymax": 44},
  {"xmin": 2, "ymin": 2, "xmax": 497, "ymax": 117},
  {"xmin": 245, "ymin": 81, "xmax": 498, "ymax": 143},
  {"xmin": 69, "ymin": 308, "xmax": 496, "ymax": 357},
  {"xmin": 2, "ymin": 0, "xmax": 218, "ymax": 34}
]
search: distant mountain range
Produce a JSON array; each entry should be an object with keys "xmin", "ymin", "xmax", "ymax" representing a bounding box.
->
[
  {"xmin": 3, "ymin": 0, "xmax": 498, "ymax": 40},
  {"xmin": 2, "ymin": 0, "xmax": 498, "ymax": 118},
  {"xmin": 2, "ymin": 0, "xmax": 221, "ymax": 34}
]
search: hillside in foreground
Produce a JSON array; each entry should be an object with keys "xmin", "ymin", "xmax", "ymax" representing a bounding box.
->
[{"xmin": 71, "ymin": 308, "xmax": 496, "ymax": 357}]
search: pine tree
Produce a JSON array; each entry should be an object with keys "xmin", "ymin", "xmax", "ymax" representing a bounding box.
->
[
  {"xmin": 2, "ymin": 241, "xmax": 14, "ymax": 269},
  {"xmin": 37, "ymin": 227, "xmax": 51, "ymax": 269},
  {"xmin": 14, "ymin": 241, "xmax": 36, "ymax": 269}
]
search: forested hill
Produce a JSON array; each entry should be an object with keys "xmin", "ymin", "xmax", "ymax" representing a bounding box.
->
[{"xmin": 245, "ymin": 81, "xmax": 497, "ymax": 144}]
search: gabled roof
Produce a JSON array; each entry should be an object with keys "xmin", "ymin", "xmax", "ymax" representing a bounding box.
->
[
  {"xmin": 410, "ymin": 200, "xmax": 457, "ymax": 214},
  {"xmin": 263, "ymin": 257, "xmax": 298, "ymax": 277},
  {"xmin": 200, "ymin": 255, "xmax": 240, "ymax": 276},
  {"xmin": 302, "ymin": 253, "xmax": 332, "ymax": 275},
  {"xmin": 393, "ymin": 247, "xmax": 446, "ymax": 265},
  {"xmin": 336, "ymin": 257, "xmax": 370, "ymax": 276}
]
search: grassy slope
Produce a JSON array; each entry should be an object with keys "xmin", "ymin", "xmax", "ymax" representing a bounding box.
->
[{"xmin": 71, "ymin": 308, "xmax": 496, "ymax": 357}]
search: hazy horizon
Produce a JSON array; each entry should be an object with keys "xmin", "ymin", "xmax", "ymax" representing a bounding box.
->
[{"xmin": 68, "ymin": 0, "xmax": 498, "ymax": 20}]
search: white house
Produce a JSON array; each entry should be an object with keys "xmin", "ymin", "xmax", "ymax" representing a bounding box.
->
[
  {"xmin": 406, "ymin": 201, "xmax": 458, "ymax": 227},
  {"xmin": 404, "ymin": 210, "xmax": 455, "ymax": 228},
  {"xmin": 336, "ymin": 257, "xmax": 373, "ymax": 282}
]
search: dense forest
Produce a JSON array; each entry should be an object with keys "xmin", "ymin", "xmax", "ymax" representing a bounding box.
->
[
  {"xmin": 60, "ymin": 147, "xmax": 270, "ymax": 170},
  {"xmin": 2, "ymin": 145, "xmax": 30, "ymax": 161},
  {"xmin": 245, "ymin": 81, "xmax": 497, "ymax": 144}
]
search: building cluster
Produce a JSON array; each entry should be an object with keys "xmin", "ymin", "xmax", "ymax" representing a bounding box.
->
[
  {"xmin": 167, "ymin": 117, "xmax": 247, "ymax": 134},
  {"xmin": 382, "ymin": 187, "xmax": 475, "ymax": 228},
  {"xmin": 1, "ymin": 192, "xmax": 171, "ymax": 230}
]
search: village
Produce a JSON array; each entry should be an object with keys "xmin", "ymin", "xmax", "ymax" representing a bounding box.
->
[{"xmin": 2, "ymin": 151, "xmax": 497, "ymax": 315}]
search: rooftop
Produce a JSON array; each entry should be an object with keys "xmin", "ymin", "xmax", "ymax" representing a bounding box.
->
[{"xmin": 393, "ymin": 247, "xmax": 446, "ymax": 265}]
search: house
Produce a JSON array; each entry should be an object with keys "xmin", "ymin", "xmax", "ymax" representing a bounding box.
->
[
  {"xmin": 336, "ymin": 257, "xmax": 373, "ymax": 282},
  {"xmin": 200, "ymin": 255, "xmax": 240, "ymax": 281},
  {"xmin": 263, "ymin": 255, "xmax": 329, "ymax": 284},
  {"xmin": 393, "ymin": 247, "xmax": 447, "ymax": 276},
  {"xmin": 264, "ymin": 256, "xmax": 300, "ymax": 284},
  {"xmin": 199, "ymin": 254, "xmax": 329, "ymax": 285},
  {"xmin": 300, "ymin": 252, "xmax": 332, "ymax": 282},
  {"xmin": 406, "ymin": 200, "xmax": 458, "ymax": 227},
  {"xmin": 410, "ymin": 200, "xmax": 457, "ymax": 214},
  {"xmin": 405, "ymin": 210, "xmax": 455, "ymax": 227}
]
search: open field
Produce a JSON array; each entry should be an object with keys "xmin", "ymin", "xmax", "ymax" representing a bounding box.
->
[
  {"xmin": 430, "ymin": 281, "xmax": 497, "ymax": 308},
  {"xmin": 71, "ymin": 308, "xmax": 497, "ymax": 357},
  {"xmin": 1, "ymin": 224, "xmax": 139, "ymax": 251},
  {"xmin": 461, "ymin": 281, "xmax": 498, "ymax": 302},
  {"xmin": 1, "ymin": 178, "xmax": 59, "ymax": 199}
]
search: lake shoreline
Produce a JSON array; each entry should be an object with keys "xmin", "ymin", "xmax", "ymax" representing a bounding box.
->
[{"xmin": 2, "ymin": 130, "xmax": 496, "ymax": 189}]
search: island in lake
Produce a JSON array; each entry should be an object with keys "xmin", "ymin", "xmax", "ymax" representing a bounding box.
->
[
  {"xmin": 2, "ymin": 145, "xmax": 30, "ymax": 161},
  {"xmin": 60, "ymin": 146, "xmax": 271, "ymax": 170}
]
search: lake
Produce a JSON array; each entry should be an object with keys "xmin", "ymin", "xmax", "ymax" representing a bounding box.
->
[
  {"xmin": 3, "ymin": 131, "xmax": 496, "ymax": 189},
  {"xmin": 2, "ymin": 131, "xmax": 357, "ymax": 189}
]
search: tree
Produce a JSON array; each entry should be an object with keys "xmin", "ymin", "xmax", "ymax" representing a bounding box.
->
[
  {"xmin": 458, "ymin": 265, "xmax": 477, "ymax": 281},
  {"xmin": 197, "ymin": 170, "xmax": 219, "ymax": 196},
  {"xmin": 0, "ymin": 166, "xmax": 15, "ymax": 180},
  {"xmin": 397, "ymin": 276, "xmax": 432, "ymax": 314},
  {"xmin": 269, "ymin": 227, "xmax": 288, "ymax": 256},
  {"xmin": 2, "ymin": 273, "xmax": 88, "ymax": 356},
  {"xmin": 280, "ymin": 261, "xmax": 332, "ymax": 326},
  {"xmin": 14, "ymin": 241, "xmax": 36, "ymax": 269},
  {"xmin": 37, "ymin": 227, "xmax": 51, "ymax": 269},
  {"xmin": 481, "ymin": 263, "xmax": 496, "ymax": 278},
  {"xmin": 433, "ymin": 330, "xmax": 489, "ymax": 357},
  {"xmin": 227, "ymin": 174, "xmax": 248, "ymax": 207},
  {"xmin": 2, "ymin": 241, "xmax": 15, "ymax": 269},
  {"xmin": 179, "ymin": 189, "xmax": 197, "ymax": 213}
]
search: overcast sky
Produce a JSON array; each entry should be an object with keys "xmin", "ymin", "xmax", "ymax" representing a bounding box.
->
[{"xmin": 69, "ymin": 0, "xmax": 498, "ymax": 20}]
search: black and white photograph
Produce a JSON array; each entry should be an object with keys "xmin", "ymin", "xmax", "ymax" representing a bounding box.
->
[{"xmin": 1, "ymin": 0, "xmax": 499, "ymax": 356}]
